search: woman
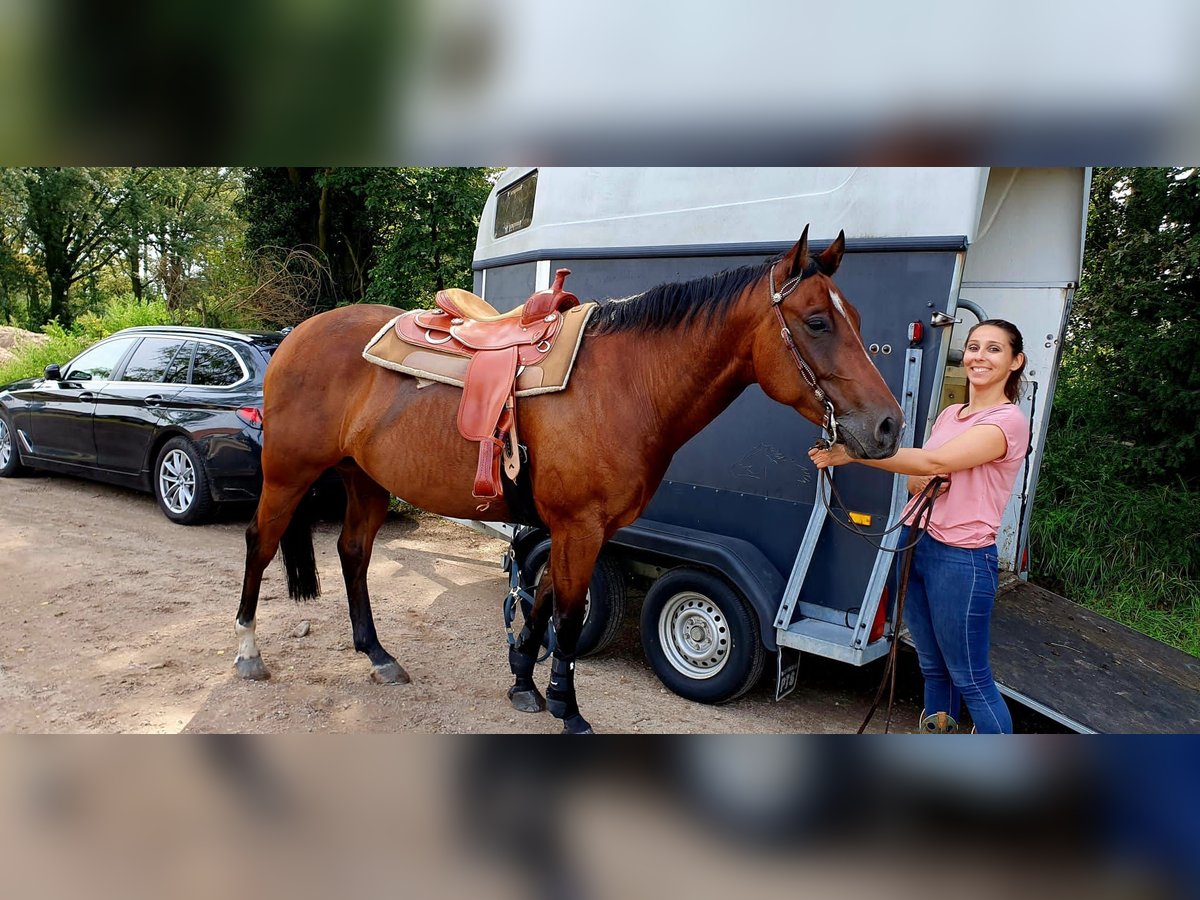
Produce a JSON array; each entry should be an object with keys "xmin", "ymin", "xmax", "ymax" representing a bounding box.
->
[{"xmin": 809, "ymin": 320, "xmax": 1030, "ymax": 734}]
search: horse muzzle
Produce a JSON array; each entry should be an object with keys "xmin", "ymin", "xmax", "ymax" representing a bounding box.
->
[{"xmin": 837, "ymin": 409, "xmax": 903, "ymax": 460}]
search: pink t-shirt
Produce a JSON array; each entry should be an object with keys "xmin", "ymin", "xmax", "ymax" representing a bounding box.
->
[{"xmin": 900, "ymin": 402, "xmax": 1030, "ymax": 548}]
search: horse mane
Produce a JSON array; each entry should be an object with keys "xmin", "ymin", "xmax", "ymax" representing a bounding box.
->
[{"xmin": 587, "ymin": 255, "xmax": 787, "ymax": 336}]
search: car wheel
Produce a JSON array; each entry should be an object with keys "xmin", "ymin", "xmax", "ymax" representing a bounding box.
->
[
  {"xmin": 518, "ymin": 540, "xmax": 628, "ymax": 658},
  {"xmin": 640, "ymin": 568, "xmax": 765, "ymax": 704},
  {"xmin": 154, "ymin": 436, "xmax": 214, "ymax": 525},
  {"xmin": 0, "ymin": 411, "xmax": 31, "ymax": 477}
]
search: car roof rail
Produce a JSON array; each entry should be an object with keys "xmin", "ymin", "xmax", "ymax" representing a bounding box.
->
[{"xmin": 113, "ymin": 325, "xmax": 283, "ymax": 343}]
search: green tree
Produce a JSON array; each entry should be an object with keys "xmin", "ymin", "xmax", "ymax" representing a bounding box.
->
[
  {"xmin": 1058, "ymin": 167, "xmax": 1200, "ymax": 485},
  {"xmin": 363, "ymin": 167, "xmax": 493, "ymax": 309},
  {"xmin": 17, "ymin": 167, "xmax": 142, "ymax": 328},
  {"xmin": 0, "ymin": 169, "xmax": 32, "ymax": 324},
  {"xmin": 238, "ymin": 167, "xmax": 377, "ymax": 310},
  {"xmin": 238, "ymin": 167, "xmax": 494, "ymax": 316},
  {"xmin": 143, "ymin": 167, "xmax": 243, "ymax": 320}
]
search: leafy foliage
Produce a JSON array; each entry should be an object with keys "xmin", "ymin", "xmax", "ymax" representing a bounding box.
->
[
  {"xmin": 1030, "ymin": 167, "xmax": 1200, "ymax": 655},
  {"xmin": 17, "ymin": 167, "xmax": 136, "ymax": 328},
  {"xmin": 362, "ymin": 167, "xmax": 495, "ymax": 309},
  {"xmin": 238, "ymin": 167, "xmax": 377, "ymax": 311},
  {"xmin": 1065, "ymin": 167, "xmax": 1200, "ymax": 484},
  {"xmin": 0, "ymin": 295, "xmax": 174, "ymax": 385}
]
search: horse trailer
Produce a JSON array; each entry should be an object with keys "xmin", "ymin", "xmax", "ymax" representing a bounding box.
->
[{"xmin": 463, "ymin": 167, "xmax": 1200, "ymax": 733}]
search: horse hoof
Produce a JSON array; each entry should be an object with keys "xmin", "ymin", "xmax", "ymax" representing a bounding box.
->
[
  {"xmin": 508, "ymin": 686, "xmax": 546, "ymax": 713},
  {"xmin": 235, "ymin": 656, "xmax": 271, "ymax": 681},
  {"xmin": 561, "ymin": 714, "xmax": 594, "ymax": 734},
  {"xmin": 371, "ymin": 661, "xmax": 410, "ymax": 684}
]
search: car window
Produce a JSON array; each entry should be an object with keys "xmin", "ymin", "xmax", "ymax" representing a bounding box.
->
[
  {"xmin": 163, "ymin": 341, "xmax": 195, "ymax": 384},
  {"xmin": 190, "ymin": 342, "xmax": 244, "ymax": 386},
  {"xmin": 121, "ymin": 337, "xmax": 189, "ymax": 383},
  {"xmin": 64, "ymin": 337, "xmax": 138, "ymax": 381}
]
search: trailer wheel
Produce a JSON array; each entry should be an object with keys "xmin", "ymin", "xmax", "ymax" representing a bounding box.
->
[
  {"xmin": 518, "ymin": 540, "xmax": 628, "ymax": 658},
  {"xmin": 641, "ymin": 568, "xmax": 765, "ymax": 704}
]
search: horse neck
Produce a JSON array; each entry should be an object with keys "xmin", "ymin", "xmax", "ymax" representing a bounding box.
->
[{"xmin": 592, "ymin": 302, "xmax": 757, "ymax": 451}]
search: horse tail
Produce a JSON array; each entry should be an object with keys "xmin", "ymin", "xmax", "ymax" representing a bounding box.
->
[{"xmin": 279, "ymin": 501, "xmax": 322, "ymax": 601}]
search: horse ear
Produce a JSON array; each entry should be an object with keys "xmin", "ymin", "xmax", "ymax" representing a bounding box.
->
[
  {"xmin": 784, "ymin": 224, "xmax": 811, "ymax": 278},
  {"xmin": 816, "ymin": 230, "xmax": 846, "ymax": 276}
]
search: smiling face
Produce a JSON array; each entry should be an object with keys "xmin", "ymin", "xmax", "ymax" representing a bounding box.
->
[{"xmin": 963, "ymin": 324, "xmax": 1024, "ymax": 398}]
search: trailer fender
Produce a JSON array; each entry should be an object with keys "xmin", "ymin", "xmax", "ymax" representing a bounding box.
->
[{"xmin": 608, "ymin": 521, "xmax": 785, "ymax": 653}]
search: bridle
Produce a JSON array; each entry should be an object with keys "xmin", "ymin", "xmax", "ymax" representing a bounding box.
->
[
  {"xmin": 769, "ymin": 263, "xmax": 948, "ymax": 733},
  {"xmin": 769, "ymin": 264, "xmax": 839, "ymax": 445}
]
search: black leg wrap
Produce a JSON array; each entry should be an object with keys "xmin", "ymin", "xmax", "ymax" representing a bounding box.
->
[
  {"xmin": 509, "ymin": 642, "xmax": 536, "ymax": 685},
  {"xmin": 545, "ymin": 656, "xmax": 579, "ymax": 721},
  {"xmin": 509, "ymin": 642, "xmax": 536, "ymax": 677}
]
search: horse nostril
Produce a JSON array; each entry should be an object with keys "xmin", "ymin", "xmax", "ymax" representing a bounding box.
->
[{"xmin": 876, "ymin": 416, "xmax": 898, "ymax": 443}]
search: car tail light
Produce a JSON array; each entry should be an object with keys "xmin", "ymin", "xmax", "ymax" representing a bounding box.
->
[{"xmin": 237, "ymin": 407, "xmax": 263, "ymax": 427}]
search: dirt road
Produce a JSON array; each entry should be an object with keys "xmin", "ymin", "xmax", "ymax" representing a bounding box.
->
[{"xmin": 0, "ymin": 473, "xmax": 945, "ymax": 733}]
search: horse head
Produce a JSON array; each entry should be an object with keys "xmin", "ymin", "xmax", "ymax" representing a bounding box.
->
[{"xmin": 750, "ymin": 226, "xmax": 903, "ymax": 460}]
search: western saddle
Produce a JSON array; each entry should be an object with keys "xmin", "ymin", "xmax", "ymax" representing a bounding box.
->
[{"xmin": 391, "ymin": 269, "xmax": 581, "ymax": 504}]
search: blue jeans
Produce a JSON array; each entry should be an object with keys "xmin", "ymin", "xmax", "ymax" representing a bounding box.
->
[{"xmin": 899, "ymin": 528, "xmax": 1012, "ymax": 734}]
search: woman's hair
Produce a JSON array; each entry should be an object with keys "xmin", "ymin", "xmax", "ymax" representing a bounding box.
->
[{"xmin": 966, "ymin": 319, "xmax": 1025, "ymax": 403}]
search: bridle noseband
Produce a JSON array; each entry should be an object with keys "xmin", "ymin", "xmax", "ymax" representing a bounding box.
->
[{"xmin": 770, "ymin": 264, "xmax": 839, "ymax": 444}]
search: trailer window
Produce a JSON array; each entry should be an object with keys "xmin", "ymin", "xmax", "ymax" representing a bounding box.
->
[{"xmin": 494, "ymin": 170, "xmax": 537, "ymax": 238}]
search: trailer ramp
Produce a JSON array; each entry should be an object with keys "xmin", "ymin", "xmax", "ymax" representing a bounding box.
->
[{"xmin": 989, "ymin": 580, "xmax": 1200, "ymax": 734}]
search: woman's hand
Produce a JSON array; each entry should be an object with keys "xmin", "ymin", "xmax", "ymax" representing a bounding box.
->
[
  {"xmin": 808, "ymin": 443, "xmax": 852, "ymax": 469},
  {"xmin": 908, "ymin": 474, "xmax": 950, "ymax": 497}
]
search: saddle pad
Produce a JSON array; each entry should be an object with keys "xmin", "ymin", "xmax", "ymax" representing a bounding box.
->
[{"xmin": 362, "ymin": 302, "xmax": 597, "ymax": 397}]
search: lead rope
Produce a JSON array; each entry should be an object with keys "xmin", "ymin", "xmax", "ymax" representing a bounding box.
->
[
  {"xmin": 854, "ymin": 474, "xmax": 944, "ymax": 734},
  {"xmin": 773, "ymin": 262, "xmax": 938, "ymax": 731}
]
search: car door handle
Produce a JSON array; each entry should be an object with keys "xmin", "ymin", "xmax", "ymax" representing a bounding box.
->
[
  {"xmin": 144, "ymin": 394, "xmax": 164, "ymax": 407},
  {"xmin": 78, "ymin": 391, "xmax": 95, "ymax": 401}
]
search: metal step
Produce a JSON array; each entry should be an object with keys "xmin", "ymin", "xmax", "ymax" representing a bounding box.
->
[{"xmin": 778, "ymin": 618, "xmax": 891, "ymax": 666}]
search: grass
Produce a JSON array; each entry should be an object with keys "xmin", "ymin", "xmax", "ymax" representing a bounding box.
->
[{"xmin": 1029, "ymin": 475, "xmax": 1200, "ymax": 657}]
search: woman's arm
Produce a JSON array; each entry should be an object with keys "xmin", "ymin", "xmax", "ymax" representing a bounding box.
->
[{"xmin": 808, "ymin": 423, "xmax": 1008, "ymax": 475}]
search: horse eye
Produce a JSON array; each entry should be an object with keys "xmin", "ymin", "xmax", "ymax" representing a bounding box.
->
[{"xmin": 805, "ymin": 317, "xmax": 830, "ymax": 333}]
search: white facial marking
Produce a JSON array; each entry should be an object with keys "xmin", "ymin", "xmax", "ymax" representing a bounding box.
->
[
  {"xmin": 828, "ymin": 289, "xmax": 874, "ymax": 363},
  {"xmin": 829, "ymin": 289, "xmax": 849, "ymax": 321}
]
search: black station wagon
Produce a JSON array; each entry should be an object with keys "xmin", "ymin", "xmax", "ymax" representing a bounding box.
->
[{"xmin": 0, "ymin": 325, "xmax": 293, "ymax": 524}]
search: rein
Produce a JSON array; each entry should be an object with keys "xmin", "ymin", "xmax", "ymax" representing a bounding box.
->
[
  {"xmin": 770, "ymin": 262, "xmax": 937, "ymax": 732},
  {"xmin": 810, "ymin": 437, "xmax": 946, "ymax": 734}
]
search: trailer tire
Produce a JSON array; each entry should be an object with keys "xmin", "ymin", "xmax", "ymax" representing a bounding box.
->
[
  {"xmin": 518, "ymin": 540, "xmax": 628, "ymax": 658},
  {"xmin": 641, "ymin": 568, "xmax": 765, "ymax": 704}
]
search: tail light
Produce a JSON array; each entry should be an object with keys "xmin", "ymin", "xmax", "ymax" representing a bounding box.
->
[
  {"xmin": 237, "ymin": 406, "xmax": 263, "ymax": 427},
  {"xmin": 869, "ymin": 585, "xmax": 889, "ymax": 642}
]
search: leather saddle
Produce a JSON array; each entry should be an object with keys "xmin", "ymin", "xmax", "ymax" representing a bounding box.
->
[{"xmin": 390, "ymin": 269, "xmax": 582, "ymax": 504}]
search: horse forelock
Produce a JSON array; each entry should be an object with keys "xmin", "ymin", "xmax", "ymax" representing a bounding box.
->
[{"xmin": 587, "ymin": 257, "xmax": 781, "ymax": 336}]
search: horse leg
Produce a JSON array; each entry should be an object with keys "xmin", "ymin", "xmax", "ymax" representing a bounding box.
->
[
  {"xmin": 338, "ymin": 464, "xmax": 409, "ymax": 685},
  {"xmin": 235, "ymin": 477, "xmax": 317, "ymax": 680},
  {"xmin": 545, "ymin": 528, "xmax": 603, "ymax": 735},
  {"xmin": 508, "ymin": 573, "xmax": 553, "ymax": 713}
]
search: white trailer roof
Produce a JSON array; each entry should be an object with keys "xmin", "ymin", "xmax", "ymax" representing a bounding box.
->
[{"xmin": 478, "ymin": 167, "xmax": 990, "ymax": 260}]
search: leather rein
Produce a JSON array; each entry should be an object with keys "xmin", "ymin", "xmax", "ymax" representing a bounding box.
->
[{"xmin": 768, "ymin": 264, "xmax": 948, "ymax": 734}]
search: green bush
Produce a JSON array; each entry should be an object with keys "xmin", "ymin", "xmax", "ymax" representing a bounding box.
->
[
  {"xmin": 0, "ymin": 297, "xmax": 177, "ymax": 385},
  {"xmin": 73, "ymin": 295, "xmax": 174, "ymax": 341},
  {"xmin": 1030, "ymin": 435, "xmax": 1200, "ymax": 657}
]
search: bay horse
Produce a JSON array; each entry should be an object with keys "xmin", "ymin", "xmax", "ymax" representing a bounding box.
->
[{"xmin": 233, "ymin": 227, "xmax": 903, "ymax": 733}]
